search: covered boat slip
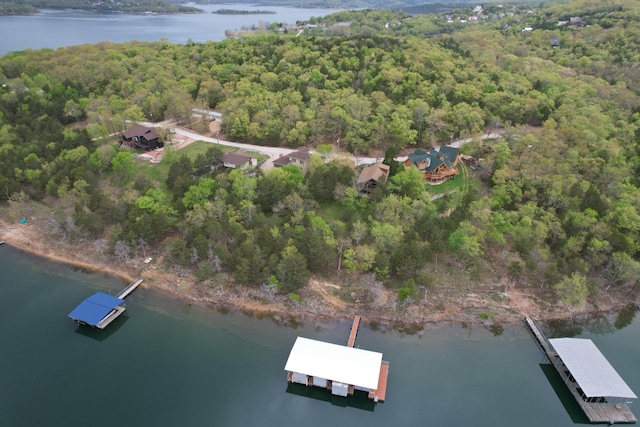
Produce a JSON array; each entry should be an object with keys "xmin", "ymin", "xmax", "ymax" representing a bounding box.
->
[
  {"xmin": 550, "ymin": 338, "xmax": 637, "ymax": 402},
  {"xmin": 68, "ymin": 292, "xmax": 125, "ymax": 329},
  {"xmin": 549, "ymin": 338, "xmax": 637, "ymax": 423},
  {"xmin": 526, "ymin": 317, "xmax": 637, "ymax": 424},
  {"xmin": 68, "ymin": 279, "xmax": 143, "ymax": 329},
  {"xmin": 285, "ymin": 336, "xmax": 388, "ymax": 401}
]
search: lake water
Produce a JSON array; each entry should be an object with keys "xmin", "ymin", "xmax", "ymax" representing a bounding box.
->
[
  {"xmin": 1, "ymin": 243, "xmax": 638, "ymax": 426},
  {"xmin": 0, "ymin": 5, "xmax": 342, "ymax": 56}
]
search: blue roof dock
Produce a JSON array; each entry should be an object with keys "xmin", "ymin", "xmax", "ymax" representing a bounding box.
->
[
  {"xmin": 68, "ymin": 279, "xmax": 143, "ymax": 329},
  {"xmin": 68, "ymin": 292, "xmax": 125, "ymax": 329}
]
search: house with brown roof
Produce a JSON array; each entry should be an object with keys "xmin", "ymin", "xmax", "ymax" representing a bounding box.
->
[
  {"xmin": 222, "ymin": 153, "xmax": 257, "ymax": 169},
  {"xmin": 404, "ymin": 146, "xmax": 460, "ymax": 184},
  {"xmin": 273, "ymin": 148, "xmax": 311, "ymax": 174},
  {"xmin": 357, "ymin": 163, "xmax": 390, "ymax": 194},
  {"xmin": 120, "ymin": 124, "xmax": 163, "ymax": 151}
]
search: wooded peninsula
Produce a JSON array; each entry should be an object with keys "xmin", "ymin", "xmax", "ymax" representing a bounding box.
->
[
  {"xmin": 2, "ymin": 0, "xmax": 640, "ymax": 325},
  {"xmin": 0, "ymin": 0, "xmax": 202, "ymax": 15}
]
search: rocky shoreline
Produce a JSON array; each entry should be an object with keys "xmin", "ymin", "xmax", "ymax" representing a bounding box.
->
[{"xmin": 1, "ymin": 217, "xmax": 634, "ymax": 330}]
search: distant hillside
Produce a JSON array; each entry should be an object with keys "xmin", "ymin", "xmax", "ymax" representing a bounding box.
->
[
  {"xmin": 181, "ymin": 0, "xmax": 545, "ymax": 13},
  {"xmin": 0, "ymin": 0, "xmax": 202, "ymax": 14}
]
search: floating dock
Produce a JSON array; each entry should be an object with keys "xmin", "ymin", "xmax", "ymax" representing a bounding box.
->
[
  {"xmin": 285, "ymin": 316, "xmax": 389, "ymax": 403},
  {"xmin": 525, "ymin": 316, "xmax": 637, "ymax": 424},
  {"xmin": 68, "ymin": 279, "xmax": 143, "ymax": 329}
]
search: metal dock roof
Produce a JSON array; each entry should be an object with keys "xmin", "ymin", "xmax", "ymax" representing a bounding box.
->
[
  {"xmin": 284, "ymin": 337, "xmax": 383, "ymax": 390},
  {"xmin": 550, "ymin": 338, "xmax": 637, "ymax": 399},
  {"xmin": 68, "ymin": 292, "xmax": 124, "ymax": 327}
]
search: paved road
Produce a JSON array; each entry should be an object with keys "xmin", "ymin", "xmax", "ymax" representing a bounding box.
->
[
  {"xmin": 143, "ymin": 121, "xmax": 503, "ymax": 168},
  {"xmin": 140, "ymin": 121, "xmax": 297, "ymax": 170}
]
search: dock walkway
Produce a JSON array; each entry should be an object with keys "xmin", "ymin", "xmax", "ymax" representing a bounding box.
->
[
  {"xmin": 525, "ymin": 316, "xmax": 636, "ymax": 424},
  {"xmin": 524, "ymin": 316, "xmax": 557, "ymax": 359},
  {"xmin": 347, "ymin": 315, "xmax": 360, "ymax": 348},
  {"xmin": 368, "ymin": 361, "xmax": 389, "ymax": 402},
  {"xmin": 117, "ymin": 279, "xmax": 143, "ymax": 299}
]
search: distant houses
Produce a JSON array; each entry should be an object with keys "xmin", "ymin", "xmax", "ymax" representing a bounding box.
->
[
  {"xmin": 404, "ymin": 146, "xmax": 460, "ymax": 184},
  {"xmin": 222, "ymin": 153, "xmax": 257, "ymax": 169},
  {"xmin": 357, "ymin": 163, "xmax": 390, "ymax": 194},
  {"xmin": 120, "ymin": 124, "xmax": 164, "ymax": 151},
  {"xmin": 273, "ymin": 148, "xmax": 312, "ymax": 174}
]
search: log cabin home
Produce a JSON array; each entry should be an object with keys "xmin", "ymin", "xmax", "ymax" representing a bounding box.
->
[{"xmin": 404, "ymin": 146, "xmax": 460, "ymax": 184}]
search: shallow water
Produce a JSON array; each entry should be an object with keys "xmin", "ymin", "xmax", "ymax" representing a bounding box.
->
[{"xmin": 0, "ymin": 244, "xmax": 638, "ymax": 426}]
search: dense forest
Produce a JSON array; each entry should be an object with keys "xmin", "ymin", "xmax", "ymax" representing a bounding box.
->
[{"xmin": 2, "ymin": 0, "xmax": 640, "ymax": 308}]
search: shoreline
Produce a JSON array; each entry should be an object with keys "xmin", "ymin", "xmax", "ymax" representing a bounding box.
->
[{"xmin": 1, "ymin": 219, "xmax": 635, "ymax": 329}]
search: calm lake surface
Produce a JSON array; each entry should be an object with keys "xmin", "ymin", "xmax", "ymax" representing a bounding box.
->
[
  {"xmin": 0, "ymin": 243, "xmax": 639, "ymax": 426},
  {"xmin": 0, "ymin": 5, "xmax": 342, "ymax": 56}
]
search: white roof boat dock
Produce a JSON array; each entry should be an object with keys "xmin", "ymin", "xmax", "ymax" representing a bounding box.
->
[
  {"xmin": 526, "ymin": 316, "xmax": 637, "ymax": 424},
  {"xmin": 285, "ymin": 316, "xmax": 389, "ymax": 402}
]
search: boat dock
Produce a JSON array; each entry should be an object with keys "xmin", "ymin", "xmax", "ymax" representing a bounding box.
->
[
  {"xmin": 525, "ymin": 316, "xmax": 637, "ymax": 424},
  {"xmin": 68, "ymin": 279, "xmax": 143, "ymax": 329},
  {"xmin": 284, "ymin": 316, "xmax": 389, "ymax": 403}
]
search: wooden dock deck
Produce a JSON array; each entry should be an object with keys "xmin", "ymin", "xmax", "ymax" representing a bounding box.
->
[
  {"xmin": 95, "ymin": 306, "xmax": 126, "ymax": 329},
  {"xmin": 524, "ymin": 316, "xmax": 557, "ymax": 359},
  {"xmin": 369, "ymin": 361, "xmax": 389, "ymax": 402},
  {"xmin": 347, "ymin": 315, "xmax": 360, "ymax": 348},
  {"xmin": 525, "ymin": 317, "xmax": 637, "ymax": 424},
  {"xmin": 117, "ymin": 279, "xmax": 143, "ymax": 299}
]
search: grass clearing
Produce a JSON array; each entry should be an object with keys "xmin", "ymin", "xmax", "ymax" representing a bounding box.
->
[
  {"xmin": 133, "ymin": 140, "xmax": 237, "ymax": 184},
  {"xmin": 176, "ymin": 140, "xmax": 235, "ymax": 161}
]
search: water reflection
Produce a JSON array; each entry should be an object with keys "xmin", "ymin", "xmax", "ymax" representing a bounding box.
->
[
  {"xmin": 614, "ymin": 306, "xmax": 637, "ymax": 330},
  {"xmin": 73, "ymin": 315, "xmax": 129, "ymax": 341},
  {"xmin": 489, "ymin": 322, "xmax": 504, "ymax": 336},
  {"xmin": 546, "ymin": 308, "xmax": 638, "ymax": 338},
  {"xmin": 285, "ymin": 383, "xmax": 376, "ymax": 412},
  {"xmin": 539, "ymin": 364, "xmax": 590, "ymax": 424}
]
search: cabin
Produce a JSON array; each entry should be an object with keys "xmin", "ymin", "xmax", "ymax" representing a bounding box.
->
[
  {"xmin": 357, "ymin": 163, "xmax": 390, "ymax": 194},
  {"xmin": 404, "ymin": 146, "xmax": 460, "ymax": 184},
  {"xmin": 120, "ymin": 124, "xmax": 163, "ymax": 151},
  {"xmin": 273, "ymin": 148, "xmax": 311, "ymax": 174},
  {"xmin": 221, "ymin": 153, "xmax": 257, "ymax": 169}
]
